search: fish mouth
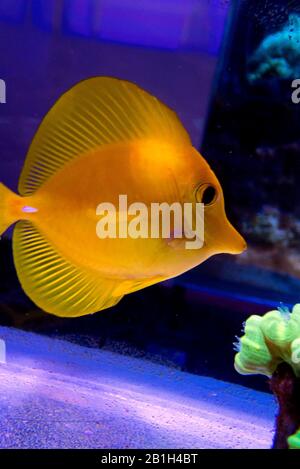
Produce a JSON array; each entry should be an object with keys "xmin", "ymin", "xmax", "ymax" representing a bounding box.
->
[{"xmin": 222, "ymin": 222, "xmax": 247, "ymax": 255}]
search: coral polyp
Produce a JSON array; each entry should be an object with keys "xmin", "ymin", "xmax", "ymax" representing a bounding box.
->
[
  {"xmin": 234, "ymin": 304, "xmax": 300, "ymax": 448},
  {"xmin": 288, "ymin": 429, "xmax": 300, "ymax": 449},
  {"xmin": 234, "ymin": 304, "xmax": 300, "ymax": 378}
]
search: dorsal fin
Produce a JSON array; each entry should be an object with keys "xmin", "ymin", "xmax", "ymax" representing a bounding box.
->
[{"xmin": 18, "ymin": 77, "xmax": 191, "ymax": 196}]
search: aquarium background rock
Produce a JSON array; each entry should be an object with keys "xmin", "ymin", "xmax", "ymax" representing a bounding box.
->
[{"xmin": 202, "ymin": 0, "xmax": 300, "ymax": 286}]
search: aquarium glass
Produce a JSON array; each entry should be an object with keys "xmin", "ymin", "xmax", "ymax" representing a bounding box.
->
[{"xmin": 1, "ymin": 0, "xmax": 300, "ymax": 453}]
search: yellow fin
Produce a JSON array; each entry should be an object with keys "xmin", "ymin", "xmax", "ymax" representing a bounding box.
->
[
  {"xmin": 0, "ymin": 183, "xmax": 21, "ymax": 236},
  {"xmin": 19, "ymin": 77, "xmax": 191, "ymax": 196},
  {"xmin": 13, "ymin": 221, "xmax": 123, "ymax": 317}
]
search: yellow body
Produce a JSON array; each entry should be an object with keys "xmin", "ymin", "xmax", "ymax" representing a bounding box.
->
[{"xmin": 0, "ymin": 77, "xmax": 246, "ymax": 317}]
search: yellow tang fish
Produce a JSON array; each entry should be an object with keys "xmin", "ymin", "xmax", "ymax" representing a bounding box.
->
[{"xmin": 0, "ymin": 77, "xmax": 246, "ymax": 317}]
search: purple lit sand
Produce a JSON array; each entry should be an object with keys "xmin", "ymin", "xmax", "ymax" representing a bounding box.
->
[{"xmin": 0, "ymin": 326, "xmax": 275, "ymax": 449}]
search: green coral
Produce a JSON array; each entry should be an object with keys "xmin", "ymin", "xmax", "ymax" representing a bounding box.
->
[
  {"xmin": 234, "ymin": 304, "xmax": 300, "ymax": 377},
  {"xmin": 288, "ymin": 429, "xmax": 300, "ymax": 449}
]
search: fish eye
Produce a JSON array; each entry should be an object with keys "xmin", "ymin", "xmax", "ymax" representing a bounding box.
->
[{"xmin": 195, "ymin": 184, "xmax": 218, "ymax": 206}]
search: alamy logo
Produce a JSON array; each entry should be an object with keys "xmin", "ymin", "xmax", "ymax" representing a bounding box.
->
[
  {"xmin": 291, "ymin": 79, "xmax": 300, "ymax": 104},
  {"xmin": 0, "ymin": 79, "xmax": 6, "ymax": 104},
  {"xmin": 96, "ymin": 195, "xmax": 205, "ymax": 250},
  {"xmin": 0, "ymin": 339, "xmax": 6, "ymax": 364}
]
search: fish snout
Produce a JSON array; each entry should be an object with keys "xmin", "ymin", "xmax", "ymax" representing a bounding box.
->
[{"xmin": 222, "ymin": 222, "xmax": 247, "ymax": 255}]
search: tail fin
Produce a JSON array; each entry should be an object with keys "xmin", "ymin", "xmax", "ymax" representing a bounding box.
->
[{"xmin": 0, "ymin": 183, "xmax": 21, "ymax": 236}]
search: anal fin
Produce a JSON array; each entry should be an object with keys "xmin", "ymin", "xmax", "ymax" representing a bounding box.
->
[{"xmin": 13, "ymin": 221, "xmax": 123, "ymax": 317}]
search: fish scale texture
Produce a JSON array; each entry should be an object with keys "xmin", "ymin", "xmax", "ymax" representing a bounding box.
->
[{"xmin": 0, "ymin": 326, "xmax": 275, "ymax": 449}]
